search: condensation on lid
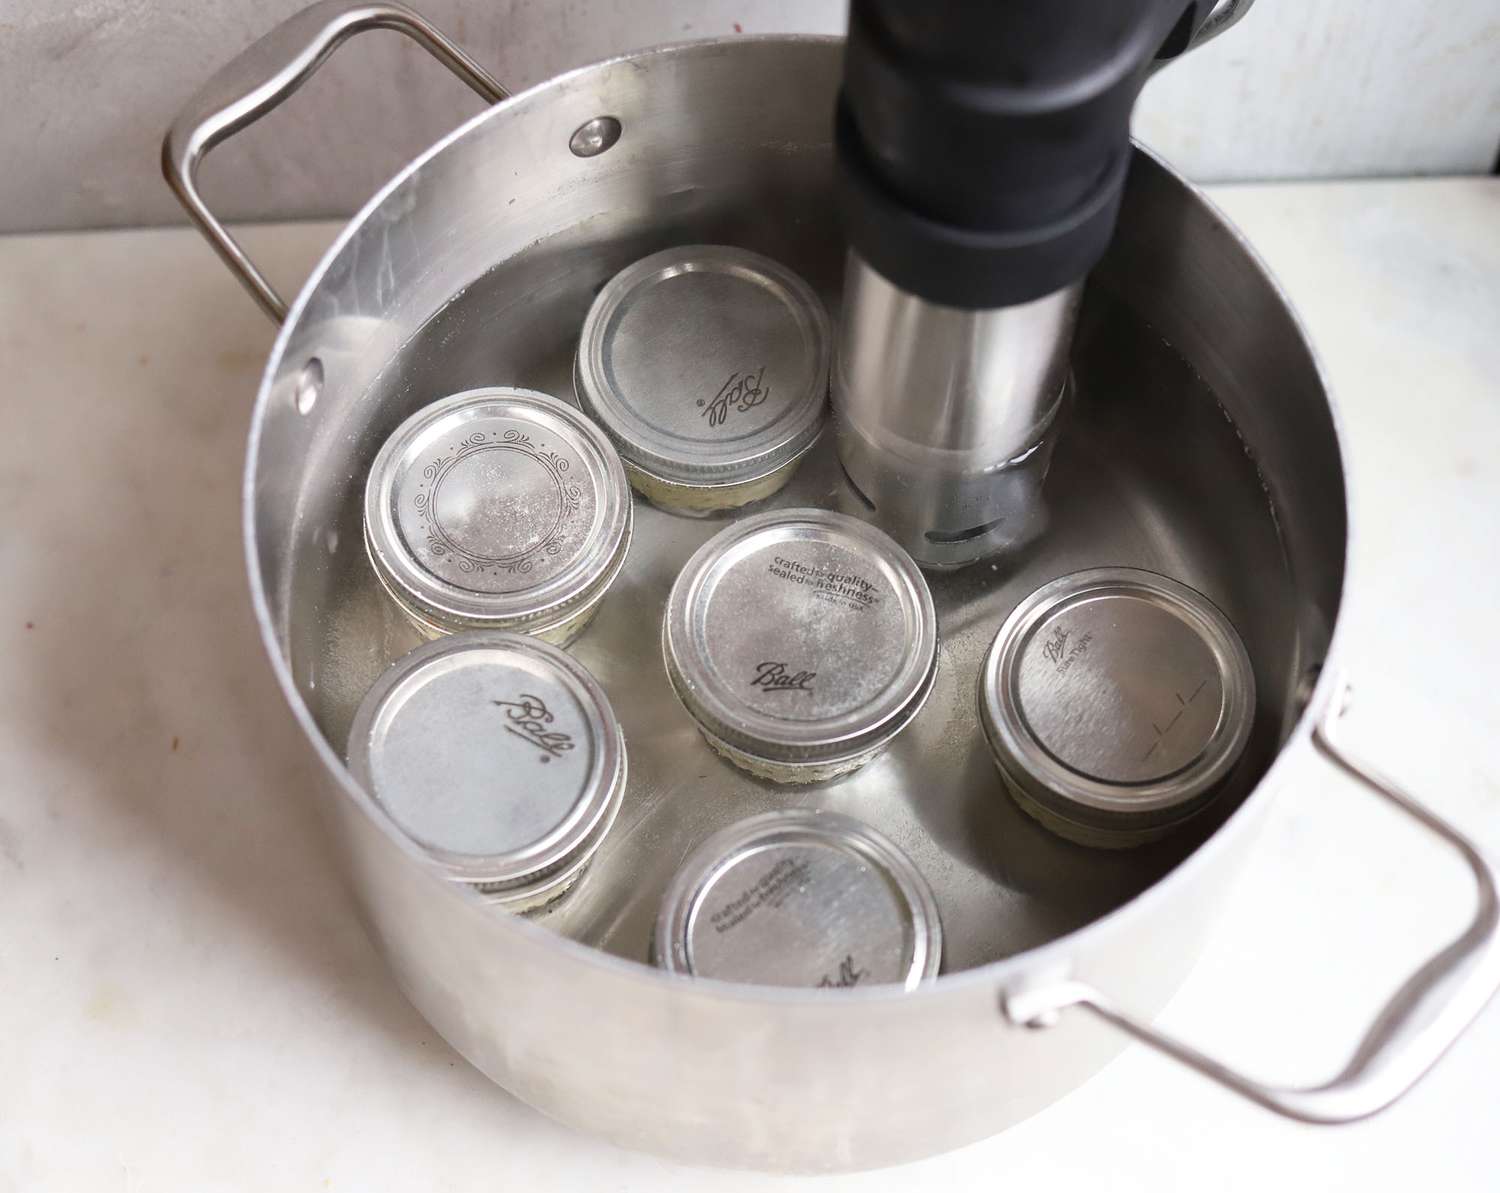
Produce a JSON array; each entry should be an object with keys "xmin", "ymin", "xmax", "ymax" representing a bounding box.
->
[
  {"xmin": 663, "ymin": 509, "xmax": 937, "ymax": 764},
  {"xmin": 346, "ymin": 632, "xmax": 624, "ymax": 887},
  {"xmin": 654, "ymin": 810, "xmax": 941, "ymax": 990},
  {"xmin": 364, "ymin": 387, "xmax": 631, "ymax": 629},
  {"xmin": 575, "ymin": 245, "xmax": 830, "ymax": 485},
  {"xmin": 980, "ymin": 567, "xmax": 1255, "ymax": 825}
]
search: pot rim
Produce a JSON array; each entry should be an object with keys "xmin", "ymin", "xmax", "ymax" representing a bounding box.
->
[{"xmin": 244, "ymin": 32, "xmax": 1351, "ymax": 1010}]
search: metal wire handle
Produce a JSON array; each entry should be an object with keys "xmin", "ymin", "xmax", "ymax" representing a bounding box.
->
[
  {"xmin": 161, "ymin": 0, "xmax": 507, "ymax": 323},
  {"xmin": 1002, "ymin": 676, "xmax": 1500, "ymax": 1123}
]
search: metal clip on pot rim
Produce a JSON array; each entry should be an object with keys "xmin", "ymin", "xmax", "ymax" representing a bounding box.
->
[{"xmin": 1003, "ymin": 675, "xmax": 1500, "ymax": 1125}]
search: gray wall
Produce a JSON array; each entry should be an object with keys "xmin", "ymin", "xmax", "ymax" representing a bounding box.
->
[{"xmin": 2, "ymin": 0, "xmax": 1497, "ymax": 235}]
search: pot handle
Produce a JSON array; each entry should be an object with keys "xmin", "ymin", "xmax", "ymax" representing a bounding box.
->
[
  {"xmin": 161, "ymin": 0, "xmax": 507, "ymax": 324},
  {"xmin": 1002, "ymin": 676, "xmax": 1500, "ymax": 1124}
]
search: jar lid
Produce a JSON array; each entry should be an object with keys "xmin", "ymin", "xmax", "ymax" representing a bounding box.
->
[
  {"xmin": 574, "ymin": 245, "xmax": 830, "ymax": 486},
  {"xmin": 663, "ymin": 509, "xmax": 937, "ymax": 766},
  {"xmin": 979, "ymin": 567, "xmax": 1255, "ymax": 837},
  {"xmin": 364, "ymin": 387, "xmax": 631, "ymax": 634},
  {"xmin": 346, "ymin": 632, "xmax": 625, "ymax": 895},
  {"xmin": 654, "ymin": 810, "xmax": 941, "ymax": 989}
]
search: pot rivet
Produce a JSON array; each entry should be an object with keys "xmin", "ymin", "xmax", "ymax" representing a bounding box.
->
[
  {"xmin": 293, "ymin": 357, "xmax": 322, "ymax": 415},
  {"xmin": 1294, "ymin": 662, "xmax": 1324, "ymax": 715},
  {"xmin": 569, "ymin": 115, "xmax": 622, "ymax": 158}
]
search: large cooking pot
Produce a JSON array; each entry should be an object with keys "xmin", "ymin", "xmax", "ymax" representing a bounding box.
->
[{"xmin": 164, "ymin": 0, "xmax": 1500, "ymax": 1172}]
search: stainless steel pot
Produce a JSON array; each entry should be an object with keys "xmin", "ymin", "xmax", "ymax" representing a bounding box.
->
[{"xmin": 165, "ymin": 1, "xmax": 1500, "ymax": 1172}]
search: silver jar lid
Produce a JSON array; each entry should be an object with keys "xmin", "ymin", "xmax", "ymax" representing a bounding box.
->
[
  {"xmin": 979, "ymin": 567, "xmax": 1255, "ymax": 842},
  {"xmin": 574, "ymin": 245, "xmax": 830, "ymax": 487},
  {"xmin": 364, "ymin": 387, "xmax": 632, "ymax": 635},
  {"xmin": 346, "ymin": 632, "xmax": 626, "ymax": 900},
  {"xmin": 654, "ymin": 810, "xmax": 941, "ymax": 989},
  {"xmin": 663, "ymin": 509, "xmax": 938, "ymax": 768}
]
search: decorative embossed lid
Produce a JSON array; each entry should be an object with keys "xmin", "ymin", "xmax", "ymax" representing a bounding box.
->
[
  {"xmin": 364, "ymin": 388, "xmax": 631, "ymax": 634},
  {"xmin": 663, "ymin": 509, "xmax": 937, "ymax": 766},
  {"xmin": 979, "ymin": 567, "xmax": 1256, "ymax": 839},
  {"xmin": 574, "ymin": 245, "xmax": 830, "ymax": 486},
  {"xmin": 654, "ymin": 810, "xmax": 941, "ymax": 989},
  {"xmin": 347, "ymin": 632, "xmax": 625, "ymax": 894}
]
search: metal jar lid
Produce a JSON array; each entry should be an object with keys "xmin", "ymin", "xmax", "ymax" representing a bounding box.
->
[
  {"xmin": 654, "ymin": 810, "xmax": 942, "ymax": 989},
  {"xmin": 346, "ymin": 632, "xmax": 626, "ymax": 899},
  {"xmin": 663, "ymin": 509, "xmax": 938, "ymax": 767},
  {"xmin": 979, "ymin": 567, "xmax": 1256, "ymax": 841},
  {"xmin": 574, "ymin": 245, "xmax": 831, "ymax": 487},
  {"xmin": 364, "ymin": 387, "xmax": 632, "ymax": 635}
]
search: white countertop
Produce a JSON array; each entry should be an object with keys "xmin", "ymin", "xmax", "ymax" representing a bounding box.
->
[{"xmin": 2, "ymin": 177, "xmax": 1497, "ymax": 1190}]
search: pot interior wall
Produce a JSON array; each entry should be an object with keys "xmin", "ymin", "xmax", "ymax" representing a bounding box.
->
[{"xmin": 253, "ymin": 40, "xmax": 1344, "ymax": 975}]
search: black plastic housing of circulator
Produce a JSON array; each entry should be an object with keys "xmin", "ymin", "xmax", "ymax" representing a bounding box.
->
[{"xmin": 836, "ymin": 0, "xmax": 1214, "ymax": 310}]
